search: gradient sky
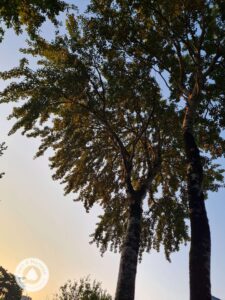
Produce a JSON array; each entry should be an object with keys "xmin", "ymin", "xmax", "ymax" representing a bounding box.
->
[{"xmin": 0, "ymin": 1, "xmax": 225, "ymax": 299}]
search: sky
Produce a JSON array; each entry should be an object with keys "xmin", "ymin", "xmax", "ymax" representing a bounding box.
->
[{"xmin": 0, "ymin": 1, "xmax": 225, "ymax": 299}]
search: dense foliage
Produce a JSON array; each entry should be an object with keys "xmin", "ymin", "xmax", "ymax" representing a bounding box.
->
[
  {"xmin": 0, "ymin": 0, "xmax": 70, "ymax": 40},
  {"xmin": 0, "ymin": 15, "xmax": 191, "ymax": 259},
  {"xmin": 54, "ymin": 277, "xmax": 112, "ymax": 300},
  {"xmin": 0, "ymin": 266, "xmax": 22, "ymax": 300},
  {"xmin": 88, "ymin": 0, "xmax": 225, "ymax": 163}
]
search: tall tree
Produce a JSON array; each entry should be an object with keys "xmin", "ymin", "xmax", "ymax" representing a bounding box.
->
[
  {"xmin": 87, "ymin": 1, "xmax": 225, "ymax": 299},
  {"xmin": 0, "ymin": 266, "xmax": 22, "ymax": 300},
  {"xmin": 0, "ymin": 16, "xmax": 192, "ymax": 299}
]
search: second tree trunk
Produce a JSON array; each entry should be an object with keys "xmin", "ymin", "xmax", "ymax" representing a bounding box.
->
[{"xmin": 184, "ymin": 130, "xmax": 211, "ymax": 300}]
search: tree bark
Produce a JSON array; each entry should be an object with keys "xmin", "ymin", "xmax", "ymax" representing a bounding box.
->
[
  {"xmin": 183, "ymin": 129, "xmax": 211, "ymax": 300},
  {"xmin": 115, "ymin": 192, "xmax": 142, "ymax": 300}
]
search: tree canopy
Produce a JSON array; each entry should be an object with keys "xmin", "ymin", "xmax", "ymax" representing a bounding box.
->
[
  {"xmin": 0, "ymin": 0, "xmax": 224, "ymax": 273},
  {"xmin": 0, "ymin": 0, "xmax": 70, "ymax": 40},
  {"xmin": 1, "ymin": 2, "xmax": 225, "ymax": 299},
  {"xmin": 53, "ymin": 277, "xmax": 112, "ymax": 300},
  {"xmin": 0, "ymin": 14, "xmax": 191, "ymax": 259},
  {"xmin": 88, "ymin": 0, "xmax": 225, "ymax": 160}
]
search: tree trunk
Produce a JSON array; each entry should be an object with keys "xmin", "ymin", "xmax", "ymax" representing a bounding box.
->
[
  {"xmin": 115, "ymin": 192, "xmax": 142, "ymax": 300},
  {"xmin": 183, "ymin": 129, "xmax": 211, "ymax": 300}
]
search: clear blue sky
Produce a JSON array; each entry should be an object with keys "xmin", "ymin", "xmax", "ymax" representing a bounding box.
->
[{"xmin": 0, "ymin": 1, "xmax": 224, "ymax": 299}]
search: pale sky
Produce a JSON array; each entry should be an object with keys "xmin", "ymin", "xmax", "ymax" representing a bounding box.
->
[{"xmin": 0, "ymin": 1, "xmax": 225, "ymax": 300}]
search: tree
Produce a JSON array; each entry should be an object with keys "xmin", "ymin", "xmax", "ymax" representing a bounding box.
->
[
  {"xmin": 0, "ymin": 266, "xmax": 22, "ymax": 300},
  {"xmin": 0, "ymin": 0, "xmax": 70, "ymax": 41},
  {"xmin": 0, "ymin": 16, "xmax": 192, "ymax": 299},
  {"xmin": 53, "ymin": 277, "xmax": 112, "ymax": 300},
  {"xmin": 87, "ymin": 1, "xmax": 225, "ymax": 299}
]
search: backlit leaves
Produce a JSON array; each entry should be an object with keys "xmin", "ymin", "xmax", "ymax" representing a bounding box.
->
[
  {"xmin": 0, "ymin": 12, "xmax": 194, "ymax": 259},
  {"xmin": 0, "ymin": 0, "xmax": 70, "ymax": 41}
]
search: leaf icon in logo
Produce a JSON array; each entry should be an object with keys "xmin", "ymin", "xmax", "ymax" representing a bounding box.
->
[{"xmin": 26, "ymin": 268, "xmax": 38, "ymax": 281}]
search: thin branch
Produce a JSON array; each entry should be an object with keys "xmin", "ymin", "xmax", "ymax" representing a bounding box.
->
[
  {"xmin": 204, "ymin": 51, "xmax": 222, "ymax": 78},
  {"xmin": 173, "ymin": 41, "xmax": 189, "ymax": 97},
  {"xmin": 152, "ymin": 66, "xmax": 172, "ymax": 92},
  {"xmin": 89, "ymin": 78, "xmax": 105, "ymax": 103},
  {"xmin": 95, "ymin": 65, "xmax": 106, "ymax": 100},
  {"xmin": 130, "ymin": 109, "xmax": 155, "ymax": 158}
]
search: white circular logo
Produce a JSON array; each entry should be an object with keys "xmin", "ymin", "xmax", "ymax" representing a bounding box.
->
[{"xmin": 15, "ymin": 258, "xmax": 49, "ymax": 292}]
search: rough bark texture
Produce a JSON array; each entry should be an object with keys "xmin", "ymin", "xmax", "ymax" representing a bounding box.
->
[
  {"xmin": 183, "ymin": 129, "xmax": 211, "ymax": 300},
  {"xmin": 115, "ymin": 193, "xmax": 142, "ymax": 300}
]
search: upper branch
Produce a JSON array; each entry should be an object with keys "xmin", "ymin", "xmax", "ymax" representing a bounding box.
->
[{"xmin": 204, "ymin": 49, "xmax": 223, "ymax": 78}]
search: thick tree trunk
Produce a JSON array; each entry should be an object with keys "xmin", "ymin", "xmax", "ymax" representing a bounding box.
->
[
  {"xmin": 115, "ymin": 193, "xmax": 142, "ymax": 300},
  {"xmin": 183, "ymin": 129, "xmax": 211, "ymax": 300}
]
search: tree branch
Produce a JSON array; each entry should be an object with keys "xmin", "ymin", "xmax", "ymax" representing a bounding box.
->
[{"xmin": 204, "ymin": 50, "xmax": 222, "ymax": 78}]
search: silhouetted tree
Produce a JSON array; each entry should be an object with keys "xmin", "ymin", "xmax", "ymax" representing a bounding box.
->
[{"xmin": 0, "ymin": 266, "xmax": 22, "ymax": 300}]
